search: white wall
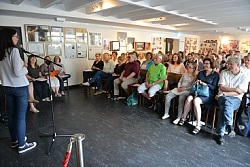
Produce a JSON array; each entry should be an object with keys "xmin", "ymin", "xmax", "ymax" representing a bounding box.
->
[{"xmin": 0, "ymin": 15, "xmax": 200, "ymax": 85}]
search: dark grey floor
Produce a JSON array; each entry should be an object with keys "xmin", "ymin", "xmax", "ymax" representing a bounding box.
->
[{"xmin": 0, "ymin": 87, "xmax": 250, "ymax": 167}]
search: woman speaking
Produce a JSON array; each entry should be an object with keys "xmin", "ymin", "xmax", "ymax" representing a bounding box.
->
[{"xmin": 0, "ymin": 28, "xmax": 37, "ymax": 153}]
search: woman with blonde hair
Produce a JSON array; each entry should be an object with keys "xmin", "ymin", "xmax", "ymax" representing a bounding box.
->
[{"xmin": 162, "ymin": 62, "xmax": 197, "ymax": 124}]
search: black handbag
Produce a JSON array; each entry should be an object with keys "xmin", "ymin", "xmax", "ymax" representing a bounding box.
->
[{"xmin": 190, "ymin": 84, "xmax": 209, "ymax": 97}]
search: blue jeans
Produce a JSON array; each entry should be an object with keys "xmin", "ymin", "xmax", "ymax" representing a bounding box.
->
[
  {"xmin": 216, "ymin": 96, "xmax": 241, "ymax": 136},
  {"xmin": 89, "ymin": 71, "xmax": 111, "ymax": 91},
  {"xmin": 4, "ymin": 86, "xmax": 28, "ymax": 146}
]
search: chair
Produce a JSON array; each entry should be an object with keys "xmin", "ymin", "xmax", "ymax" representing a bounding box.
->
[
  {"xmin": 205, "ymin": 105, "xmax": 238, "ymax": 130},
  {"xmin": 63, "ymin": 78, "xmax": 69, "ymax": 91}
]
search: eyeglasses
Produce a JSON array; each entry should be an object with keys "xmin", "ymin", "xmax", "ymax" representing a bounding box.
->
[{"xmin": 12, "ymin": 35, "xmax": 19, "ymax": 38}]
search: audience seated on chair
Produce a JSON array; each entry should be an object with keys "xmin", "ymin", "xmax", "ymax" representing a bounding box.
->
[
  {"xmin": 40, "ymin": 56, "xmax": 61, "ymax": 97},
  {"xmin": 215, "ymin": 57, "xmax": 248, "ymax": 145},
  {"xmin": 53, "ymin": 56, "xmax": 71, "ymax": 95},
  {"xmin": 162, "ymin": 62, "xmax": 196, "ymax": 124},
  {"xmin": 164, "ymin": 53, "xmax": 185, "ymax": 91},
  {"xmin": 139, "ymin": 52, "xmax": 154, "ymax": 83},
  {"xmin": 179, "ymin": 58, "xmax": 219, "ymax": 135},
  {"xmin": 103, "ymin": 56, "xmax": 125, "ymax": 99},
  {"xmin": 113, "ymin": 52, "xmax": 140, "ymax": 100},
  {"xmin": 137, "ymin": 54, "xmax": 166, "ymax": 108},
  {"xmin": 26, "ymin": 55, "xmax": 50, "ymax": 102},
  {"xmin": 82, "ymin": 53, "xmax": 115, "ymax": 95}
]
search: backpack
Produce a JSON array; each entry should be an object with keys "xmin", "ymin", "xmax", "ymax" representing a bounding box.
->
[
  {"xmin": 126, "ymin": 90, "xmax": 138, "ymax": 106},
  {"xmin": 235, "ymin": 105, "xmax": 250, "ymax": 137}
]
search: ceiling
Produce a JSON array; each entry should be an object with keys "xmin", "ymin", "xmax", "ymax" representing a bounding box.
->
[{"xmin": 1, "ymin": 0, "xmax": 250, "ymax": 35}]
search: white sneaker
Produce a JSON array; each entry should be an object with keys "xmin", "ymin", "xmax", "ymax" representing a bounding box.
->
[
  {"xmin": 173, "ymin": 118, "xmax": 181, "ymax": 125},
  {"xmin": 162, "ymin": 114, "xmax": 170, "ymax": 120},
  {"xmin": 82, "ymin": 82, "xmax": 90, "ymax": 86}
]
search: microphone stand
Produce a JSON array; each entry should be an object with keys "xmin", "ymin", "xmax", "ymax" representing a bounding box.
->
[{"xmin": 22, "ymin": 49, "xmax": 73, "ymax": 155}]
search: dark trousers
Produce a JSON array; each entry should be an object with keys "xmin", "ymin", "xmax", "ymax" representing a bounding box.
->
[
  {"xmin": 103, "ymin": 76, "xmax": 119, "ymax": 95},
  {"xmin": 57, "ymin": 74, "xmax": 71, "ymax": 92},
  {"xmin": 33, "ymin": 81, "xmax": 49, "ymax": 99},
  {"xmin": 83, "ymin": 71, "xmax": 96, "ymax": 82}
]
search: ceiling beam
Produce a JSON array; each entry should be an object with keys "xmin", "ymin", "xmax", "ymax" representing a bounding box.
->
[
  {"xmin": 178, "ymin": 0, "xmax": 250, "ymax": 14},
  {"xmin": 64, "ymin": 0, "xmax": 100, "ymax": 12},
  {"xmin": 10, "ymin": 0, "xmax": 24, "ymax": 5},
  {"xmin": 149, "ymin": 0, "xmax": 186, "ymax": 7},
  {"xmin": 40, "ymin": 0, "xmax": 63, "ymax": 8},
  {"xmin": 116, "ymin": 8, "xmax": 156, "ymax": 19},
  {"xmin": 101, "ymin": 5, "xmax": 141, "ymax": 16},
  {"xmin": 130, "ymin": 12, "xmax": 164, "ymax": 21}
]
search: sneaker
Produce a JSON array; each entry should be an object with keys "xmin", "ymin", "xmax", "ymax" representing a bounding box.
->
[
  {"xmin": 94, "ymin": 90, "xmax": 103, "ymax": 96},
  {"xmin": 111, "ymin": 95, "xmax": 118, "ymax": 101},
  {"xmin": 117, "ymin": 97, "xmax": 126, "ymax": 100},
  {"xmin": 173, "ymin": 118, "xmax": 180, "ymax": 124},
  {"xmin": 162, "ymin": 114, "xmax": 170, "ymax": 120},
  {"xmin": 82, "ymin": 82, "xmax": 90, "ymax": 86},
  {"xmin": 226, "ymin": 125, "xmax": 236, "ymax": 137},
  {"xmin": 11, "ymin": 136, "xmax": 27, "ymax": 148},
  {"xmin": 148, "ymin": 102, "xmax": 154, "ymax": 109},
  {"xmin": 18, "ymin": 142, "xmax": 37, "ymax": 154},
  {"xmin": 61, "ymin": 91, "xmax": 65, "ymax": 96},
  {"xmin": 216, "ymin": 135, "xmax": 224, "ymax": 145},
  {"xmin": 107, "ymin": 93, "xmax": 111, "ymax": 99}
]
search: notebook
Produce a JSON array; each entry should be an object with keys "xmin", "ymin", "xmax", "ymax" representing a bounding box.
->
[{"xmin": 50, "ymin": 70, "xmax": 60, "ymax": 77}]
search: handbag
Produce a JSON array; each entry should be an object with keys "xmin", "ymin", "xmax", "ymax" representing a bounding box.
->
[
  {"xmin": 190, "ymin": 83, "xmax": 209, "ymax": 97},
  {"xmin": 126, "ymin": 90, "xmax": 138, "ymax": 106}
]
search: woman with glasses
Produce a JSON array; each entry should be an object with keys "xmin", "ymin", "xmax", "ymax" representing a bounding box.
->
[
  {"xmin": 162, "ymin": 62, "xmax": 197, "ymax": 124},
  {"xmin": 179, "ymin": 58, "xmax": 219, "ymax": 134},
  {"xmin": 0, "ymin": 28, "xmax": 37, "ymax": 153}
]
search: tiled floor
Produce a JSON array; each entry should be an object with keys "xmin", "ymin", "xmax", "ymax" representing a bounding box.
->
[{"xmin": 0, "ymin": 87, "xmax": 249, "ymax": 167}]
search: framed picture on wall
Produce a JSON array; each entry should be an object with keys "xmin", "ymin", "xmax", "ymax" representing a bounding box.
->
[
  {"xmin": 103, "ymin": 38, "xmax": 110, "ymax": 50},
  {"xmin": 135, "ymin": 42, "xmax": 145, "ymax": 51},
  {"xmin": 25, "ymin": 25, "xmax": 50, "ymax": 42},
  {"xmin": 127, "ymin": 37, "xmax": 135, "ymax": 51},
  {"xmin": 76, "ymin": 28, "xmax": 87, "ymax": 43},
  {"xmin": 88, "ymin": 32, "xmax": 102, "ymax": 46},
  {"xmin": 45, "ymin": 43, "xmax": 62, "ymax": 56},
  {"xmin": 145, "ymin": 42, "xmax": 151, "ymax": 50},
  {"xmin": 110, "ymin": 41, "xmax": 120, "ymax": 51},
  {"xmin": 51, "ymin": 26, "xmax": 63, "ymax": 43},
  {"xmin": 64, "ymin": 27, "xmax": 76, "ymax": 43},
  {"xmin": 117, "ymin": 32, "xmax": 127, "ymax": 46}
]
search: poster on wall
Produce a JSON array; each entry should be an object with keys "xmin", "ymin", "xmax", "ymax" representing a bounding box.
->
[
  {"xmin": 88, "ymin": 32, "xmax": 102, "ymax": 46},
  {"xmin": 219, "ymin": 40, "xmax": 239, "ymax": 53},
  {"xmin": 88, "ymin": 46, "xmax": 102, "ymax": 60},
  {"xmin": 200, "ymin": 40, "xmax": 217, "ymax": 53},
  {"xmin": 65, "ymin": 43, "xmax": 76, "ymax": 59},
  {"xmin": 184, "ymin": 37, "xmax": 197, "ymax": 53},
  {"xmin": 64, "ymin": 27, "xmax": 76, "ymax": 43},
  {"xmin": 51, "ymin": 26, "xmax": 63, "ymax": 43},
  {"xmin": 27, "ymin": 43, "xmax": 44, "ymax": 56},
  {"xmin": 25, "ymin": 25, "xmax": 50, "ymax": 42},
  {"xmin": 240, "ymin": 40, "xmax": 250, "ymax": 53},
  {"xmin": 76, "ymin": 28, "xmax": 87, "ymax": 43},
  {"xmin": 127, "ymin": 37, "xmax": 135, "ymax": 51},
  {"xmin": 117, "ymin": 32, "xmax": 127, "ymax": 46},
  {"xmin": 103, "ymin": 38, "xmax": 110, "ymax": 50},
  {"xmin": 77, "ymin": 43, "xmax": 87, "ymax": 58},
  {"xmin": 45, "ymin": 43, "xmax": 62, "ymax": 56},
  {"xmin": 151, "ymin": 37, "xmax": 162, "ymax": 53}
]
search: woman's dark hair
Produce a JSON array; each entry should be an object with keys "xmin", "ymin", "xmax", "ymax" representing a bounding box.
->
[
  {"xmin": 28, "ymin": 55, "xmax": 39, "ymax": 69},
  {"xmin": 170, "ymin": 53, "xmax": 182, "ymax": 64},
  {"xmin": 53, "ymin": 56, "xmax": 61, "ymax": 63},
  {"xmin": 0, "ymin": 28, "xmax": 17, "ymax": 61},
  {"xmin": 203, "ymin": 57, "xmax": 215, "ymax": 69},
  {"xmin": 146, "ymin": 52, "xmax": 153, "ymax": 59}
]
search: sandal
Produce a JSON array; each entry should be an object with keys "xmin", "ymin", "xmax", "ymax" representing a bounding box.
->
[
  {"xmin": 192, "ymin": 126, "xmax": 201, "ymax": 134},
  {"xmin": 178, "ymin": 119, "xmax": 185, "ymax": 126}
]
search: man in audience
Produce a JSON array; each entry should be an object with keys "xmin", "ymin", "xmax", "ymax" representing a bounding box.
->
[
  {"xmin": 215, "ymin": 57, "xmax": 248, "ymax": 145},
  {"xmin": 112, "ymin": 52, "xmax": 140, "ymax": 100},
  {"xmin": 82, "ymin": 53, "xmax": 115, "ymax": 95},
  {"xmin": 138, "ymin": 54, "xmax": 166, "ymax": 108}
]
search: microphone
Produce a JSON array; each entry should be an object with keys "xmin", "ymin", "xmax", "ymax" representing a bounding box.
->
[{"xmin": 19, "ymin": 44, "xmax": 31, "ymax": 54}]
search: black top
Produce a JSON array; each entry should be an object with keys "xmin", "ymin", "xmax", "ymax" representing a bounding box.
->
[
  {"xmin": 92, "ymin": 61, "xmax": 104, "ymax": 72},
  {"xmin": 114, "ymin": 63, "xmax": 125, "ymax": 75},
  {"xmin": 27, "ymin": 66, "xmax": 40, "ymax": 79}
]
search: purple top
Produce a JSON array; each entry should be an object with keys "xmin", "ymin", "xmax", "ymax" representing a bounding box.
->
[{"xmin": 123, "ymin": 61, "xmax": 140, "ymax": 78}]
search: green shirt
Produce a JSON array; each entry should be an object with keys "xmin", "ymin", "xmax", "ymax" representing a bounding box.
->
[{"xmin": 146, "ymin": 63, "xmax": 166, "ymax": 88}]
